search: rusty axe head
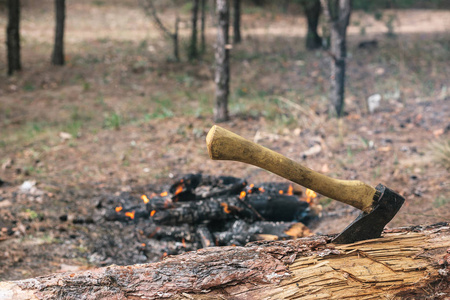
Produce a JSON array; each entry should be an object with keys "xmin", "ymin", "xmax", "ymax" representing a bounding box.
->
[{"xmin": 332, "ymin": 184, "xmax": 405, "ymax": 244}]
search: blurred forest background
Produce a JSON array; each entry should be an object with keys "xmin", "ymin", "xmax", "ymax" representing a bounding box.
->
[{"xmin": 0, "ymin": 0, "xmax": 449, "ymax": 280}]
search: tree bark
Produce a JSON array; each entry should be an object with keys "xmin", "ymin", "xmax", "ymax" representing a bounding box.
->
[
  {"xmin": 214, "ymin": 0, "xmax": 230, "ymax": 122},
  {"xmin": 173, "ymin": 17, "xmax": 180, "ymax": 61},
  {"xmin": 51, "ymin": 0, "xmax": 65, "ymax": 65},
  {"xmin": 200, "ymin": 0, "xmax": 206, "ymax": 53},
  {"xmin": 188, "ymin": 0, "xmax": 199, "ymax": 61},
  {"xmin": 0, "ymin": 224, "xmax": 449, "ymax": 299},
  {"xmin": 233, "ymin": 0, "xmax": 241, "ymax": 44},
  {"xmin": 321, "ymin": 0, "xmax": 352, "ymax": 118},
  {"xmin": 6, "ymin": 0, "xmax": 21, "ymax": 75},
  {"xmin": 301, "ymin": 0, "xmax": 322, "ymax": 50}
]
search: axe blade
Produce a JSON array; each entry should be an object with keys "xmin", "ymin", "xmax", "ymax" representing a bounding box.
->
[{"xmin": 332, "ymin": 184, "xmax": 405, "ymax": 244}]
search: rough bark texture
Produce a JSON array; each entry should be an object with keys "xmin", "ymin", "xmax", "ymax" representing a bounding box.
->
[
  {"xmin": 51, "ymin": 0, "xmax": 65, "ymax": 65},
  {"xmin": 188, "ymin": 0, "xmax": 199, "ymax": 60},
  {"xmin": 233, "ymin": 0, "xmax": 241, "ymax": 44},
  {"xmin": 302, "ymin": 0, "xmax": 322, "ymax": 50},
  {"xmin": 214, "ymin": 0, "xmax": 230, "ymax": 122},
  {"xmin": 1, "ymin": 223, "xmax": 449, "ymax": 299},
  {"xmin": 6, "ymin": 0, "xmax": 21, "ymax": 75},
  {"xmin": 321, "ymin": 0, "xmax": 352, "ymax": 117}
]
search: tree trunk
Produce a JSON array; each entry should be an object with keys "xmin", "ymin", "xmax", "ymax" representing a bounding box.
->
[
  {"xmin": 302, "ymin": 0, "xmax": 322, "ymax": 50},
  {"xmin": 173, "ymin": 17, "xmax": 180, "ymax": 61},
  {"xmin": 233, "ymin": 0, "xmax": 241, "ymax": 44},
  {"xmin": 141, "ymin": 0, "xmax": 179, "ymax": 61},
  {"xmin": 51, "ymin": 0, "xmax": 65, "ymax": 65},
  {"xmin": 200, "ymin": 0, "xmax": 206, "ymax": 53},
  {"xmin": 188, "ymin": 0, "xmax": 199, "ymax": 61},
  {"xmin": 0, "ymin": 224, "xmax": 449, "ymax": 299},
  {"xmin": 214, "ymin": 0, "xmax": 230, "ymax": 122},
  {"xmin": 6, "ymin": 0, "xmax": 21, "ymax": 75},
  {"xmin": 321, "ymin": 0, "xmax": 352, "ymax": 118}
]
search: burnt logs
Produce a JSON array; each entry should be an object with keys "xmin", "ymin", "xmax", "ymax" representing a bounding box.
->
[{"xmin": 99, "ymin": 174, "xmax": 317, "ymax": 262}]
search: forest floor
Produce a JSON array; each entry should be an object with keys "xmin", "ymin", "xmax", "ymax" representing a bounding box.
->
[{"xmin": 0, "ymin": 0, "xmax": 449, "ymax": 281}]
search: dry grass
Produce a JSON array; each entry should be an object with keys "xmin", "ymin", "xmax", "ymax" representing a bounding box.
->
[{"xmin": 431, "ymin": 139, "xmax": 450, "ymax": 169}]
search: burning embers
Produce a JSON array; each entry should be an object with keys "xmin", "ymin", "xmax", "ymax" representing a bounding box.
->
[{"xmin": 105, "ymin": 174, "xmax": 319, "ymax": 262}]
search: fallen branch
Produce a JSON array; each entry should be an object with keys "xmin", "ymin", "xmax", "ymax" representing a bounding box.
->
[{"xmin": 1, "ymin": 223, "xmax": 449, "ymax": 299}]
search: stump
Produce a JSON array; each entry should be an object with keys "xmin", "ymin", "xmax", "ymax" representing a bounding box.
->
[{"xmin": 1, "ymin": 223, "xmax": 449, "ymax": 299}]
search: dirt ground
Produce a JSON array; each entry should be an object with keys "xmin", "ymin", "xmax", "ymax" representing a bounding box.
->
[{"xmin": 0, "ymin": 1, "xmax": 449, "ymax": 281}]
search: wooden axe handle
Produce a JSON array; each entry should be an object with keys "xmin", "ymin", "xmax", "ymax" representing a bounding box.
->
[{"xmin": 206, "ymin": 125, "xmax": 375, "ymax": 213}]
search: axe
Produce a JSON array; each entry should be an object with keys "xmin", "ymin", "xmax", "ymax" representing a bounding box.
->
[{"xmin": 206, "ymin": 125, "xmax": 405, "ymax": 244}]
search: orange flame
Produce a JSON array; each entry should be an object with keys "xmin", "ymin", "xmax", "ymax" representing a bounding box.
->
[
  {"xmin": 182, "ymin": 238, "xmax": 186, "ymax": 248},
  {"xmin": 160, "ymin": 191, "xmax": 168, "ymax": 197},
  {"xmin": 279, "ymin": 190, "xmax": 284, "ymax": 195},
  {"xmin": 150, "ymin": 210, "xmax": 156, "ymax": 217},
  {"xmin": 125, "ymin": 210, "xmax": 135, "ymax": 219},
  {"xmin": 248, "ymin": 184, "xmax": 255, "ymax": 193},
  {"xmin": 259, "ymin": 187, "xmax": 265, "ymax": 193},
  {"xmin": 287, "ymin": 185, "xmax": 294, "ymax": 195},
  {"xmin": 141, "ymin": 243, "xmax": 146, "ymax": 247},
  {"xmin": 115, "ymin": 206, "xmax": 123, "ymax": 212},
  {"xmin": 174, "ymin": 185, "xmax": 183, "ymax": 195},
  {"xmin": 305, "ymin": 189, "xmax": 317, "ymax": 204},
  {"xmin": 239, "ymin": 191, "xmax": 246, "ymax": 199},
  {"xmin": 141, "ymin": 194, "xmax": 150, "ymax": 204},
  {"xmin": 221, "ymin": 202, "xmax": 231, "ymax": 214}
]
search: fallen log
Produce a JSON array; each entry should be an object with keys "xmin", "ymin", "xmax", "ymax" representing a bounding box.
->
[{"xmin": 1, "ymin": 223, "xmax": 449, "ymax": 299}]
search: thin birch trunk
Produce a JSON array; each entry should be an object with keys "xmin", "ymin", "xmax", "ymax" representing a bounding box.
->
[{"xmin": 214, "ymin": 0, "xmax": 230, "ymax": 122}]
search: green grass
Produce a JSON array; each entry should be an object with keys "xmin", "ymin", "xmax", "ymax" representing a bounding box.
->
[
  {"xmin": 103, "ymin": 112, "xmax": 121, "ymax": 130},
  {"xmin": 23, "ymin": 82, "xmax": 36, "ymax": 92},
  {"xmin": 24, "ymin": 209, "xmax": 44, "ymax": 221},
  {"xmin": 433, "ymin": 196, "xmax": 450, "ymax": 208}
]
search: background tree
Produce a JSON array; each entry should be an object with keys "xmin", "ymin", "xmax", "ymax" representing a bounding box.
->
[
  {"xmin": 233, "ymin": 0, "xmax": 241, "ymax": 44},
  {"xmin": 141, "ymin": 0, "xmax": 180, "ymax": 61},
  {"xmin": 51, "ymin": 0, "xmax": 65, "ymax": 65},
  {"xmin": 188, "ymin": 0, "xmax": 199, "ymax": 60},
  {"xmin": 200, "ymin": 0, "xmax": 206, "ymax": 53},
  {"xmin": 320, "ymin": 0, "xmax": 352, "ymax": 117},
  {"xmin": 300, "ymin": 0, "xmax": 322, "ymax": 50},
  {"xmin": 214, "ymin": 0, "xmax": 230, "ymax": 122},
  {"xmin": 6, "ymin": 0, "xmax": 21, "ymax": 75},
  {"xmin": 252, "ymin": 0, "xmax": 264, "ymax": 6}
]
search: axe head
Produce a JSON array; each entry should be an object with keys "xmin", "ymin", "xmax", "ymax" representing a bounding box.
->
[{"xmin": 332, "ymin": 184, "xmax": 405, "ymax": 244}]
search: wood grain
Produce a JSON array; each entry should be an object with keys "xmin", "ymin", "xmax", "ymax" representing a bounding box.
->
[{"xmin": 206, "ymin": 125, "xmax": 375, "ymax": 212}]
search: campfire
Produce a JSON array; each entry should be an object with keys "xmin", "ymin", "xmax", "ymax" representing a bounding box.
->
[{"xmin": 100, "ymin": 174, "xmax": 319, "ymax": 263}]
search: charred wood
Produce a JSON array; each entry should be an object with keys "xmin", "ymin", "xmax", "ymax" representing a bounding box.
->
[
  {"xmin": 247, "ymin": 194, "xmax": 311, "ymax": 223},
  {"xmin": 152, "ymin": 198, "xmax": 240, "ymax": 225},
  {"xmin": 196, "ymin": 224, "xmax": 215, "ymax": 247}
]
